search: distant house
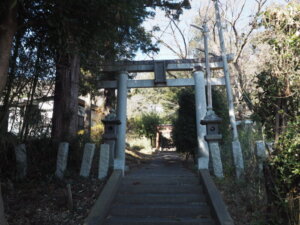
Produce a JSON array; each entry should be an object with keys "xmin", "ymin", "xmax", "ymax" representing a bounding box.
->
[{"xmin": 6, "ymin": 94, "xmax": 104, "ymax": 137}]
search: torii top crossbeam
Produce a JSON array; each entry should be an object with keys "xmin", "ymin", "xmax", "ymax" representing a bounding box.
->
[
  {"xmin": 98, "ymin": 54, "xmax": 233, "ymax": 89},
  {"xmin": 100, "ymin": 54, "xmax": 233, "ymax": 73}
]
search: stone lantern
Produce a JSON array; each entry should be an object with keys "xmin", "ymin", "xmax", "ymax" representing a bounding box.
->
[
  {"xmin": 101, "ymin": 110, "xmax": 121, "ymax": 168},
  {"xmin": 201, "ymin": 110, "xmax": 224, "ymax": 178},
  {"xmin": 201, "ymin": 110, "xmax": 222, "ymax": 142}
]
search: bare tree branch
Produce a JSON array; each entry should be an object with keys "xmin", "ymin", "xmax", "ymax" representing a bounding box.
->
[
  {"xmin": 152, "ymin": 16, "xmax": 190, "ymax": 59},
  {"xmin": 171, "ymin": 19, "xmax": 188, "ymax": 58},
  {"xmin": 153, "ymin": 35, "xmax": 183, "ymax": 59},
  {"xmin": 234, "ymin": 0, "xmax": 268, "ymax": 63},
  {"xmin": 169, "ymin": 22, "xmax": 184, "ymax": 58},
  {"xmin": 196, "ymin": 48, "xmax": 218, "ymax": 57}
]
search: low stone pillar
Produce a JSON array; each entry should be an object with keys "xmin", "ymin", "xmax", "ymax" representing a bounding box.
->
[
  {"xmin": 15, "ymin": 144, "xmax": 27, "ymax": 179},
  {"xmin": 102, "ymin": 110, "xmax": 121, "ymax": 169},
  {"xmin": 55, "ymin": 142, "xmax": 69, "ymax": 179},
  {"xmin": 98, "ymin": 144, "xmax": 110, "ymax": 179},
  {"xmin": 232, "ymin": 140, "xmax": 244, "ymax": 178},
  {"xmin": 255, "ymin": 141, "xmax": 267, "ymax": 176},
  {"xmin": 209, "ymin": 142, "xmax": 224, "ymax": 178},
  {"xmin": 80, "ymin": 143, "xmax": 95, "ymax": 177}
]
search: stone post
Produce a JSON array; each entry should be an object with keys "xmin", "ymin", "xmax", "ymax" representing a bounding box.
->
[
  {"xmin": 193, "ymin": 69, "xmax": 209, "ymax": 169},
  {"xmin": 80, "ymin": 143, "xmax": 95, "ymax": 177},
  {"xmin": 255, "ymin": 141, "xmax": 267, "ymax": 176},
  {"xmin": 115, "ymin": 71, "xmax": 128, "ymax": 173},
  {"xmin": 98, "ymin": 144, "xmax": 110, "ymax": 179},
  {"xmin": 55, "ymin": 142, "xmax": 69, "ymax": 179},
  {"xmin": 15, "ymin": 144, "xmax": 27, "ymax": 179},
  {"xmin": 102, "ymin": 110, "xmax": 121, "ymax": 169}
]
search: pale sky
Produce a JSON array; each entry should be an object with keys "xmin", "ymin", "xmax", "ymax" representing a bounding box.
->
[{"xmin": 135, "ymin": 0, "xmax": 287, "ymax": 60}]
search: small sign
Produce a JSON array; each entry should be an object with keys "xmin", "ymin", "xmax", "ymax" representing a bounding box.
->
[{"xmin": 154, "ymin": 61, "xmax": 166, "ymax": 84}]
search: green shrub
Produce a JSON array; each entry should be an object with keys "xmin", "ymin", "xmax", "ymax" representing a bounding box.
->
[
  {"xmin": 271, "ymin": 116, "xmax": 300, "ymax": 194},
  {"xmin": 265, "ymin": 116, "xmax": 300, "ymax": 224},
  {"xmin": 172, "ymin": 88, "xmax": 197, "ymax": 158},
  {"xmin": 172, "ymin": 87, "xmax": 231, "ymax": 161},
  {"xmin": 134, "ymin": 112, "xmax": 161, "ymax": 140}
]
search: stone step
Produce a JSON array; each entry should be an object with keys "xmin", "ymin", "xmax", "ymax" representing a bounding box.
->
[
  {"xmin": 128, "ymin": 166, "xmax": 193, "ymax": 172},
  {"xmin": 122, "ymin": 176, "xmax": 200, "ymax": 185},
  {"xmin": 125, "ymin": 173, "xmax": 198, "ymax": 178},
  {"xmin": 102, "ymin": 152, "xmax": 217, "ymax": 225},
  {"xmin": 118, "ymin": 184, "xmax": 202, "ymax": 194},
  {"xmin": 133, "ymin": 166, "xmax": 190, "ymax": 170},
  {"xmin": 127, "ymin": 173, "xmax": 196, "ymax": 178},
  {"xmin": 116, "ymin": 193, "xmax": 206, "ymax": 204},
  {"xmin": 108, "ymin": 204, "xmax": 211, "ymax": 218},
  {"xmin": 128, "ymin": 170, "xmax": 194, "ymax": 176},
  {"xmin": 104, "ymin": 217, "xmax": 216, "ymax": 225}
]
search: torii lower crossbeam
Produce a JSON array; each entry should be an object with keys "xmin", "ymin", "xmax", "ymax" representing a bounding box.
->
[{"xmin": 97, "ymin": 77, "xmax": 225, "ymax": 89}]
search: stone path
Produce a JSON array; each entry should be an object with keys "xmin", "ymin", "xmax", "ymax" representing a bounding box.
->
[{"xmin": 103, "ymin": 151, "xmax": 216, "ymax": 225}]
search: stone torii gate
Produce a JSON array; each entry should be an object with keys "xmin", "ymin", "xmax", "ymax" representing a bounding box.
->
[{"xmin": 98, "ymin": 55, "xmax": 233, "ymax": 174}]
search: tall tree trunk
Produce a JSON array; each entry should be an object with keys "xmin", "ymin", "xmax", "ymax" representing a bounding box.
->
[
  {"xmin": 233, "ymin": 61, "xmax": 254, "ymax": 112},
  {"xmin": 20, "ymin": 44, "xmax": 42, "ymax": 141},
  {"xmin": 0, "ymin": 2, "xmax": 17, "ymax": 224},
  {"xmin": 20, "ymin": 73, "xmax": 39, "ymax": 141},
  {"xmin": 52, "ymin": 53, "xmax": 80, "ymax": 143},
  {"xmin": 0, "ymin": 32, "xmax": 21, "ymax": 134},
  {"xmin": 103, "ymin": 57, "xmax": 117, "ymax": 113},
  {"xmin": 104, "ymin": 88, "xmax": 116, "ymax": 113},
  {"xmin": 0, "ymin": 2, "xmax": 17, "ymax": 94}
]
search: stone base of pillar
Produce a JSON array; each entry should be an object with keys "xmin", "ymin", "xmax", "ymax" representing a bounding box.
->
[
  {"xmin": 232, "ymin": 140, "xmax": 244, "ymax": 178},
  {"xmin": 114, "ymin": 159, "xmax": 125, "ymax": 175},
  {"xmin": 197, "ymin": 157, "xmax": 209, "ymax": 170}
]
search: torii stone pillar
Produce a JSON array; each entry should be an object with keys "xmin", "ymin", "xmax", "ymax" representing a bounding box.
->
[
  {"xmin": 193, "ymin": 69, "xmax": 210, "ymax": 169},
  {"xmin": 114, "ymin": 71, "xmax": 128, "ymax": 173}
]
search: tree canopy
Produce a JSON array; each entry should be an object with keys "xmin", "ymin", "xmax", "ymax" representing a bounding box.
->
[
  {"xmin": 0, "ymin": 0, "xmax": 191, "ymax": 142},
  {"xmin": 254, "ymin": 1, "xmax": 300, "ymax": 141}
]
